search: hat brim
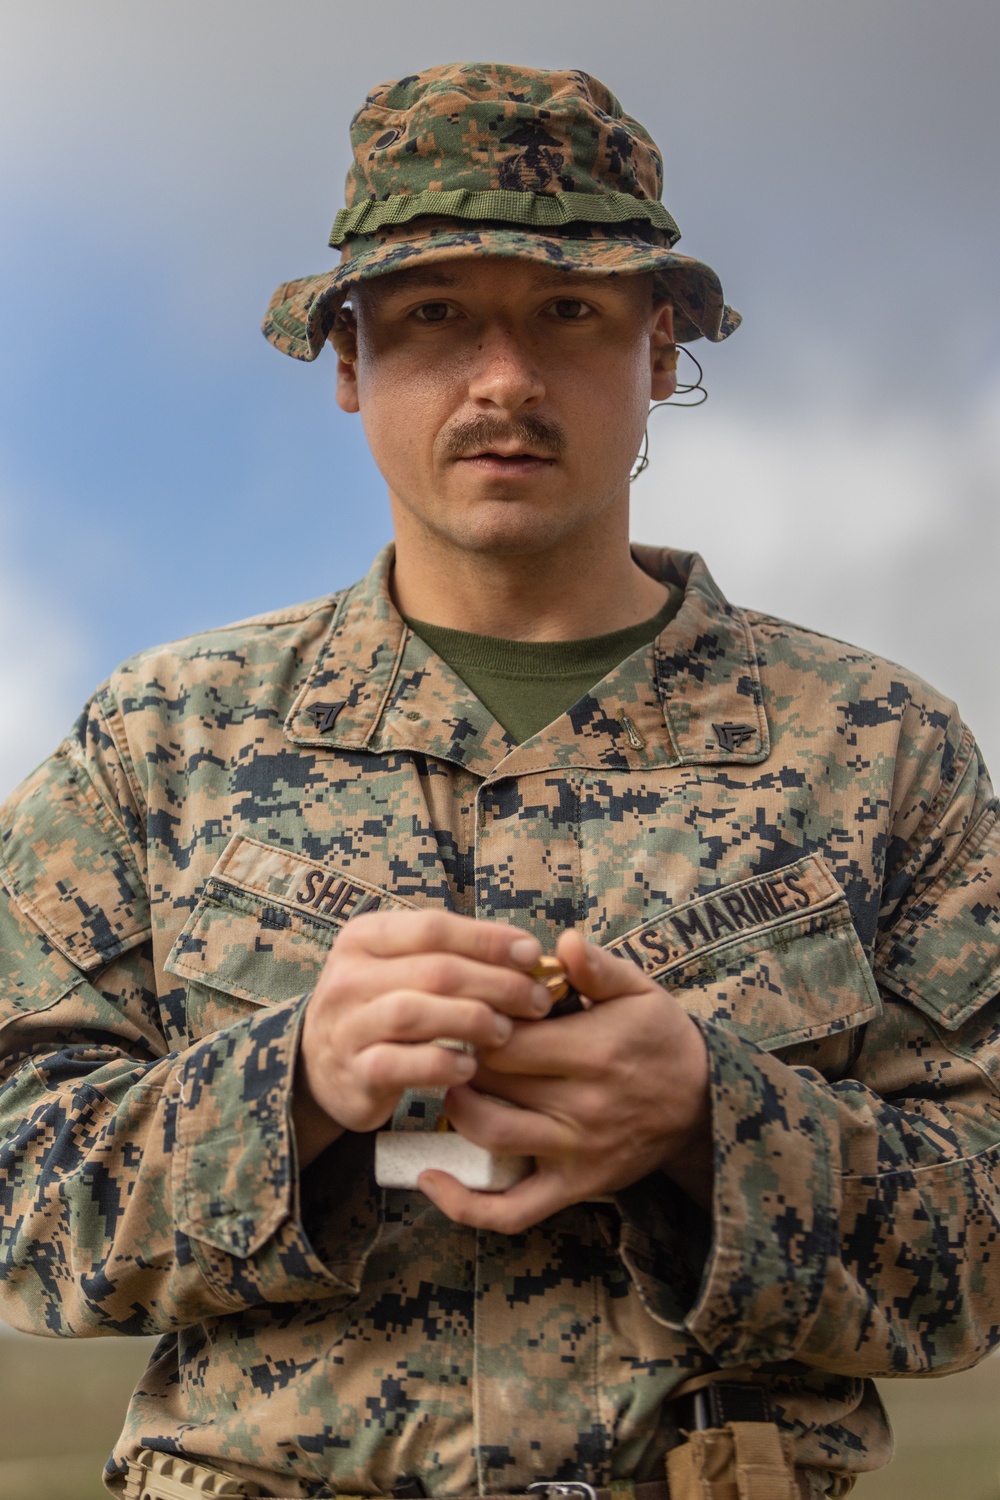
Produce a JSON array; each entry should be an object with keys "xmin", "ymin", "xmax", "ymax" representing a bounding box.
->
[{"xmin": 262, "ymin": 219, "xmax": 740, "ymax": 361}]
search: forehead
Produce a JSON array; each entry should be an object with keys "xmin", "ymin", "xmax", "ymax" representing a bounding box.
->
[{"xmin": 352, "ymin": 258, "xmax": 654, "ymax": 305}]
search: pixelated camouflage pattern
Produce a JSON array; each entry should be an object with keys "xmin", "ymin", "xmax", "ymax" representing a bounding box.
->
[
  {"xmin": 341, "ymin": 65, "xmax": 666, "ymax": 212},
  {"xmin": 261, "ymin": 64, "xmax": 741, "ymax": 361},
  {"xmin": 2, "ymin": 546, "xmax": 999, "ymax": 1499}
]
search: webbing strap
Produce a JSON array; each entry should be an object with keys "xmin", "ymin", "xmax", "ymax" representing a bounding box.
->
[
  {"xmin": 329, "ymin": 189, "xmax": 681, "ymax": 245},
  {"xmin": 729, "ymin": 1423, "xmax": 798, "ymax": 1500},
  {"xmin": 665, "ymin": 1422, "xmax": 799, "ymax": 1500}
]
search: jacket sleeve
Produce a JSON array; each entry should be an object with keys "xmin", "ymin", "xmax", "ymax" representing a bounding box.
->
[
  {"xmin": 0, "ymin": 697, "xmax": 376, "ymax": 1338},
  {"xmin": 621, "ymin": 720, "xmax": 1000, "ymax": 1377}
]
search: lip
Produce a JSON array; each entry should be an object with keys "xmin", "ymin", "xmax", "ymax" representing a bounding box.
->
[
  {"xmin": 468, "ymin": 441, "xmax": 550, "ymax": 459},
  {"xmin": 455, "ymin": 452, "xmax": 556, "ymax": 474}
]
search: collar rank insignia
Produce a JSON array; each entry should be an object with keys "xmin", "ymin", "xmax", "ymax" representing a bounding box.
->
[
  {"xmin": 712, "ymin": 721, "xmax": 757, "ymax": 752},
  {"xmin": 307, "ymin": 701, "xmax": 344, "ymax": 734}
]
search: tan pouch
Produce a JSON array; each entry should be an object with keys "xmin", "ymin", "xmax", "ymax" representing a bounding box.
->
[
  {"xmin": 124, "ymin": 1447, "xmax": 264, "ymax": 1498},
  {"xmin": 666, "ymin": 1421, "xmax": 799, "ymax": 1500}
]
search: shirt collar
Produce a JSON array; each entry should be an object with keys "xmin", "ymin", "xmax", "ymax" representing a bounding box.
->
[{"xmin": 284, "ymin": 543, "xmax": 769, "ymax": 777}]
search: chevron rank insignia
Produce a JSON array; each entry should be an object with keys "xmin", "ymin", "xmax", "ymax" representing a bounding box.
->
[
  {"xmin": 712, "ymin": 721, "xmax": 757, "ymax": 751},
  {"xmin": 307, "ymin": 701, "xmax": 344, "ymax": 733}
]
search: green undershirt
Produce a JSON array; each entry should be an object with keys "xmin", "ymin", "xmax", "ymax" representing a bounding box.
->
[{"xmin": 404, "ymin": 588, "xmax": 681, "ymax": 744}]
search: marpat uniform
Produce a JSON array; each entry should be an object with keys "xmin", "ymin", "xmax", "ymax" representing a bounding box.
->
[{"xmin": 1, "ymin": 63, "xmax": 999, "ymax": 1500}]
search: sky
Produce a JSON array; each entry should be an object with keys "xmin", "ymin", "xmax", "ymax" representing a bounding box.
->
[{"xmin": 0, "ymin": 0, "xmax": 998, "ymax": 800}]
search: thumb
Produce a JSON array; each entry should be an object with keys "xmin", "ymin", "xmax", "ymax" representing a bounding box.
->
[{"xmin": 554, "ymin": 928, "xmax": 648, "ymax": 1004}]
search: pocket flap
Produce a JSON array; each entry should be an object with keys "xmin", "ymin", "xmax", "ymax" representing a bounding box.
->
[
  {"xmin": 607, "ymin": 853, "xmax": 882, "ymax": 1051},
  {"xmin": 165, "ymin": 834, "xmax": 417, "ymax": 1005}
]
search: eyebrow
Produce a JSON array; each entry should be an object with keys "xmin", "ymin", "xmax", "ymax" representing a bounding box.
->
[{"xmin": 363, "ymin": 268, "xmax": 461, "ymax": 297}]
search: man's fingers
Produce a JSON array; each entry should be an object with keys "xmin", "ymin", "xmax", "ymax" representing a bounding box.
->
[
  {"xmin": 556, "ymin": 927, "xmax": 652, "ymax": 1002},
  {"xmin": 337, "ymin": 908, "xmax": 542, "ymax": 971},
  {"xmin": 349, "ymin": 991, "xmax": 517, "ymax": 1051},
  {"xmin": 357, "ymin": 1040, "xmax": 478, "ymax": 1096},
  {"xmin": 443, "ymin": 1084, "xmax": 565, "ymax": 1156},
  {"xmin": 454, "ymin": 1069, "xmax": 605, "ymax": 1130},
  {"xmin": 418, "ymin": 1166, "xmax": 568, "ymax": 1234},
  {"xmin": 300, "ymin": 912, "xmax": 552, "ymax": 1138},
  {"xmin": 474, "ymin": 1013, "xmax": 598, "ymax": 1076},
  {"xmin": 385, "ymin": 952, "xmax": 552, "ymax": 1017}
]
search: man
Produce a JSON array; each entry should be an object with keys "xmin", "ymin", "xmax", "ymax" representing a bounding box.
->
[{"xmin": 1, "ymin": 61, "xmax": 999, "ymax": 1500}]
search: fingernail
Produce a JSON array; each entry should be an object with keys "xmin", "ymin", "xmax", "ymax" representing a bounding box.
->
[
  {"xmin": 455, "ymin": 1052, "xmax": 476, "ymax": 1074},
  {"xmin": 493, "ymin": 1014, "xmax": 514, "ymax": 1044},
  {"xmin": 511, "ymin": 936, "xmax": 541, "ymax": 967},
  {"xmin": 531, "ymin": 984, "xmax": 552, "ymax": 1016}
]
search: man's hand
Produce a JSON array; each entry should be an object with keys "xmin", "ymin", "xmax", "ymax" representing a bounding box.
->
[
  {"xmin": 293, "ymin": 911, "xmax": 548, "ymax": 1166},
  {"xmin": 418, "ymin": 928, "xmax": 713, "ymax": 1230}
]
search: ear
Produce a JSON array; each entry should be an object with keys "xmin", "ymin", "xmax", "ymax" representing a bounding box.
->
[
  {"xmin": 335, "ymin": 355, "xmax": 360, "ymax": 413},
  {"xmin": 649, "ymin": 301, "xmax": 678, "ymax": 402},
  {"xmin": 331, "ymin": 312, "xmax": 361, "ymax": 414}
]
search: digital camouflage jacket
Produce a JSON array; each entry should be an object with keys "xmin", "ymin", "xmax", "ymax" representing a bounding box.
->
[{"xmin": 1, "ymin": 546, "xmax": 999, "ymax": 1498}]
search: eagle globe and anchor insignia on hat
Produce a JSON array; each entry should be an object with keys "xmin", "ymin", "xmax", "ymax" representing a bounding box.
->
[{"xmin": 262, "ymin": 62, "xmax": 741, "ymax": 361}]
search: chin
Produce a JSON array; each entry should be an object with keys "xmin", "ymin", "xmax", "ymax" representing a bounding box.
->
[
  {"xmin": 436, "ymin": 486, "xmax": 622, "ymax": 556},
  {"xmin": 444, "ymin": 512, "xmax": 579, "ymax": 558}
]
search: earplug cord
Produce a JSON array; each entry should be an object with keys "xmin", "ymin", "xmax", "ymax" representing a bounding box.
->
[{"xmin": 630, "ymin": 346, "xmax": 706, "ymax": 481}]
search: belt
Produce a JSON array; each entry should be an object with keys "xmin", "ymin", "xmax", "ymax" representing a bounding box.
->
[
  {"xmin": 126, "ymin": 1462, "xmax": 673, "ymax": 1500},
  {"xmin": 672, "ymin": 1379, "xmax": 775, "ymax": 1433},
  {"xmin": 126, "ymin": 1449, "xmax": 839, "ymax": 1500},
  {"xmin": 395, "ymin": 1487, "xmax": 671, "ymax": 1500}
]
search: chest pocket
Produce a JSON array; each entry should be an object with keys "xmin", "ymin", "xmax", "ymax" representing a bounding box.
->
[
  {"xmin": 164, "ymin": 834, "xmax": 417, "ymax": 1042},
  {"xmin": 606, "ymin": 852, "xmax": 882, "ymax": 1076}
]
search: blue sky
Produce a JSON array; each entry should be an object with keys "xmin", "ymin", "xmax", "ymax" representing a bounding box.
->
[{"xmin": 1, "ymin": 0, "xmax": 998, "ymax": 793}]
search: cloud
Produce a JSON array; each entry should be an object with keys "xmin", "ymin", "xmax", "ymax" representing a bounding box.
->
[{"xmin": 631, "ymin": 379, "xmax": 1000, "ymax": 774}]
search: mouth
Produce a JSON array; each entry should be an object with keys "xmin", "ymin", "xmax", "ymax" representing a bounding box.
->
[
  {"xmin": 444, "ymin": 416, "xmax": 565, "ymax": 475},
  {"xmin": 456, "ymin": 448, "xmax": 556, "ymax": 474}
]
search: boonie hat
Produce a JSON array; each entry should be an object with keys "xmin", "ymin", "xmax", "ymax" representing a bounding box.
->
[{"xmin": 263, "ymin": 63, "xmax": 741, "ymax": 361}]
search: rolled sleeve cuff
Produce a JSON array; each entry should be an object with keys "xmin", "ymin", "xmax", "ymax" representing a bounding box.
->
[
  {"xmin": 621, "ymin": 1021, "xmax": 842, "ymax": 1364},
  {"xmin": 172, "ymin": 994, "xmax": 377, "ymax": 1305}
]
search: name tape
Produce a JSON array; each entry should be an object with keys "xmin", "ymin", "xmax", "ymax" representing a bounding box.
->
[
  {"xmin": 294, "ymin": 869, "xmax": 384, "ymax": 921},
  {"xmin": 609, "ymin": 858, "xmax": 834, "ymax": 974}
]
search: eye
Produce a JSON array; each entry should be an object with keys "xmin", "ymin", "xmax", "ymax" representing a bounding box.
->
[
  {"xmin": 411, "ymin": 301, "xmax": 457, "ymax": 324},
  {"xmin": 548, "ymin": 298, "xmax": 592, "ymax": 321}
]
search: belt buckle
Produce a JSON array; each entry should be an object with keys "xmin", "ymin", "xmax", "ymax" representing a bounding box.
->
[{"xmin": 528, "ymin": 1483, "xmax": 600, "ymax": 1500}]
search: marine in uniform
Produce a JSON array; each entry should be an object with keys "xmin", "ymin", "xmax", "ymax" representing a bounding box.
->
[{"xmin": 1, "ymin": 63, "xmax": 999, "ymax": 1500}]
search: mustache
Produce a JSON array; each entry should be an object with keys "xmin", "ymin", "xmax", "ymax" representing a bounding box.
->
[{"xmin": 442, "ymin": 413, "xmax": 566, "ymax": 460}]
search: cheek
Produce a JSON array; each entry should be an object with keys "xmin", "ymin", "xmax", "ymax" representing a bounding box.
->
[
  {"xmin": 565, "ymin": 350, "xmax": 650, "ymax": 459},
  {"xmin": 355, "ymin": 364, "xmax": 443, "ymax": 474}
]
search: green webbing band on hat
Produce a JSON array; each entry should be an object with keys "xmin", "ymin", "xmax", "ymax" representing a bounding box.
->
[{"xmin": 329, "ymin": 189, "xmax": 681, "ymax": 247}]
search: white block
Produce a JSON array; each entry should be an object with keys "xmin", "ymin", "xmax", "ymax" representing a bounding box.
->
[{"xmin": 374, "ymin": 1131, "xmax": 532, "ymax": 1192}]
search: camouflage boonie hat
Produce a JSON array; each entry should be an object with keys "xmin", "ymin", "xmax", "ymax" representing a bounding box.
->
[{"xmin": 263, "ymin": 63, "xmax": 741, "ymax": 360}]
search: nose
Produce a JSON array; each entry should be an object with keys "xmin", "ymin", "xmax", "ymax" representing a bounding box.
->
[{"xmin": 466, "ymin": 321, "xmax": 545, "ymax": 413}]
